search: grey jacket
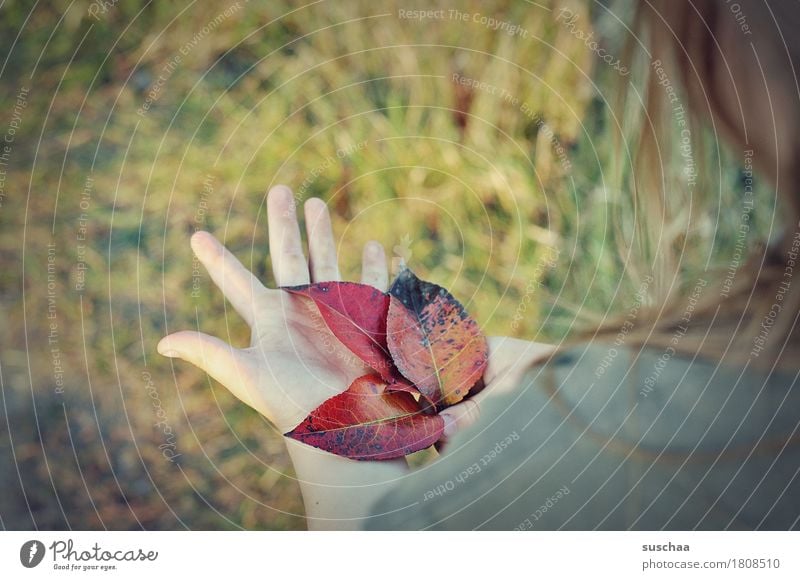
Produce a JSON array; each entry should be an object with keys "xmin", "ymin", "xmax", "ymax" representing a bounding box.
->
[{"xmin": 365, "ymin": 344, "xmax": 800, "ymax": 529}]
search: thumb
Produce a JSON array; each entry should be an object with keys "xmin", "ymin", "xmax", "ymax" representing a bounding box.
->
[
  {"xmin": 435, "ymin": 398, "xmax": 481, "ymax": 453},
  {"xmin": 157, "ymin": 331, "xmax": 263, "ymax": 414}
]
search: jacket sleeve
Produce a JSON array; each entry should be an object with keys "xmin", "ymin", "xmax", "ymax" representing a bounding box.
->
[{"xmin": 363, "ymin": 344, "xmax": 800, "ymax": 530}]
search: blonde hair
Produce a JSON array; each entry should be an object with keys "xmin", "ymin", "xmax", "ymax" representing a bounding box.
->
[{"xmin": 587, "ymin": 0, "xmax": 800, "ymax": 368}]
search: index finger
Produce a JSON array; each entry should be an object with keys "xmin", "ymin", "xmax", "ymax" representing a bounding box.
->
[{"xmin": 191, "ymin": 231, "xmax": 264, "ymax": 327}]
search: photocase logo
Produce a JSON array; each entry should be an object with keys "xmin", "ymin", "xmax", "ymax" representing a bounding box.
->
[
  {"xmin": 392, "ymin": 233, "xmax": 414, "ymax": 275},
  {"xmin": 20, "ymin": 540, "xmax": 45, "ymax": 568}
]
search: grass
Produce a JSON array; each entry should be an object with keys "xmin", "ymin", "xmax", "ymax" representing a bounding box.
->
[{"xmin": 0, "ymin": 0, "xmax": 768, "ymax": 529}]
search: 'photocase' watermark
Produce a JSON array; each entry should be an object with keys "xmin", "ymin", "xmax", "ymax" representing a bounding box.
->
[
  {"xmin": 555, "ymin": 8, "xmax": 629, "ymax": 76},
  {"xmin": 392, "ymin": 233, "xmax": 413, "ymax": 273},
  {"xmin": 87, "ymin": 0, "xmax": 120, "ymax": 20},
  {"xmin": 142, "ymin": 370, "xmax": 182, "ymax": 463}
]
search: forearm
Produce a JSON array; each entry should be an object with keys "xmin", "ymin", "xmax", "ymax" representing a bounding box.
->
[{"xmin": 286, "ymin": 438, "xmax": 408, "ymax": 530}]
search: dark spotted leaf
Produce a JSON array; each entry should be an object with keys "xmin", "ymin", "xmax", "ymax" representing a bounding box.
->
[
  {"xmin": 283, "ymin": 281, "xmax": 396, "ymax": 381},
  {"xmin": 387, "ymin": 268, "xmax": 488, "ymax": 410},
  {"xmin": 284, "ymin": 374, "xmax": 444, "ymax": 460}
]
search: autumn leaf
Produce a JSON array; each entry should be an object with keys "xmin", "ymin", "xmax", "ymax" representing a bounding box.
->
[
  {"xmin": 386, "ymin": 268, "xmax": 488, "ymax": 411},
  {"xmin": 280, "ymin": 268, "xmax": 488, "ymax": 458},
  {"xmin": 283, "ymin": 281, "xmax": 396, "ymax": 381},
  {"xmin": 284, "ymin": 374, "xmax": 444, "ymax": 460}
]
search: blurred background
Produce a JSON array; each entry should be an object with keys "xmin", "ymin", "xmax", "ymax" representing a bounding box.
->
[{"xmin": 0, "ymin": 0, "xmax": 767, "ymax": 529}]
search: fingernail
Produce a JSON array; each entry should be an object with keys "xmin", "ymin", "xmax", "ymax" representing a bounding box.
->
[
  {"xmin": 157, "ymin": 344, "xmax": 179, "ymax": 358},
  {"xmin": 366, "ymin": 241, "xmax": 382, "ymax": 257},
  {"xmin": 269, "ymin": 184, "xmax": 292, "ymax": 202},
  {"xmin": 191, "ymin": 231, "xmax": 217, "ymax": 255}
]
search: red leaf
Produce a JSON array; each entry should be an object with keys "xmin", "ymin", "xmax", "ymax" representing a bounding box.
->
[
  {"xmin": 283, "ymin": 282, "xmax": 396, "ymax": 381},
  {"xmin": 387, "ymin": 268, "xmax": 488, "ymax": 410},
  {"xmin": 284, "ymin": 374, "xmax": 444, "ymax": 460}
]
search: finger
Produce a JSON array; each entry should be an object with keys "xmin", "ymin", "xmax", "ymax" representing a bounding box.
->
[
  {"xmin": 483, "ymin": 338, "xmax": 554, "ymax": 395},
  {"xmin": 267, "ymin": 185, "xmax": 309, "ymax": 287},
  {"xmin": 191, "ymin": 231, "xmax": 263, "ymax": 327},
  {"xmin": 157, "ymin": 331, "xmax": 265, "ymax": 415},
  {"xmin": 304, "ymin": 198, "xmax": 341, "ymax": 282},
  {"xmin": 360, "ymin": 241, "xmax": 388, "ymax": 291},
  {"xmin": 435, "ymin": 399, "xmax": 481, "ymax": 453}
]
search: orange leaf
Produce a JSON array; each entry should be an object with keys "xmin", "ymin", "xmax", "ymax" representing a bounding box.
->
[{"xmin": 386, "ymin": 268, "xmax": 488, "ymax": 410}]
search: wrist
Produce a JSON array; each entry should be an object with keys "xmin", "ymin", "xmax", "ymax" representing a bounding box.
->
[{"xmin": 284, "ymin": 438, "xmax": 408, "ymax": 530}]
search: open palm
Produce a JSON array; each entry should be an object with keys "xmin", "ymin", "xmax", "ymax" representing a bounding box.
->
[{"xmin": 157, "ymin": 186, "xmax": 388, "ymax": 433}]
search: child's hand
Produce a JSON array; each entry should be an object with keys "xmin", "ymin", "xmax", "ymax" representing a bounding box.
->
[{"xmin": 157, "ymin": 185, "xmax": 389, "ymax": 433}]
